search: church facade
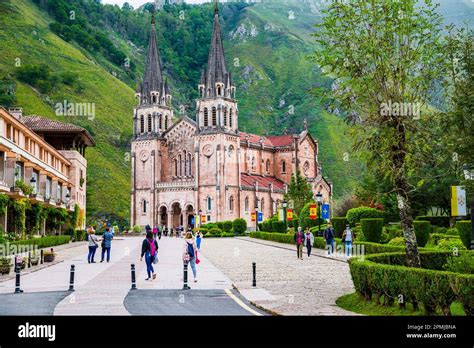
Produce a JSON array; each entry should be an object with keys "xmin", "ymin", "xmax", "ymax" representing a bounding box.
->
[{"xmin": 130, "ymin": 8, "xmax": 332, "ymax": 230}]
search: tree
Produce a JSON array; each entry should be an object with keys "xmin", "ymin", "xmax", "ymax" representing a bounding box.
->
[
  {"xmin": 285, "ymin": 170, "xmax": 313, "ymax": 216},
  {"xmin": 313, "ymin": 0, "xmax": 446, "ymax": 267}
]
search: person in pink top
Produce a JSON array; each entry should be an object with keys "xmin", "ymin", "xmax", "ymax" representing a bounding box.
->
[{"xmin": 294, "ymin": 226, "xmax": 305, "ymax": 260}]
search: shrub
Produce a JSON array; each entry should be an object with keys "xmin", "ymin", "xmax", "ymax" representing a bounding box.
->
[
  {"xmin": 443, "ymin": 253, "xmax": 474, "ymax": 274},
  {"xmin": 384, "ymin": 225, "xmax": 403, "ymax": 240},
  {"xmin": 456, "ymin": 221, "xmax": 471, "ymax": 249},
  {"xmin": 387, "ymin": 237, "xmax": 405, "ymax": 246},
  {"xmin": 331, "ymin": 217, "xmax": 347, "ymax": 238},
  {"xmin": 202, "ymin": 223, "xmax": 218, "ymax": 230},
  {"xmin": 299, "ymin": 203, "xmax": 325, "ymax": 230},
  {"xmin": 349, "ymin": 251, "xmax": 474, "ymax": 315},
  {"xmin": 193, "ymin": 227, "xmax": 208, "ymax": 235},
  {"xmin": 209, "ymin": 228, "xmax": 223, "ymax": 236},
  {"xmin": 413, "ymin": 221, "xmax": 431, "ymax": 247},
  {"xmin": 271, "ymin": 220, "xmax": 287, "ymax": 233},
  {"xmin": 346, "ymin": 206, "xmax": 385, "ymax": 226},
  {"xmin": 232, "ymin": 218, "xmax": 247, "ymax": 235},
  {"xmin": 220, "ymin": 232, "xmax": 234, "ymax": 238},
  {"xmin": 360, "ymin": 218, "xmax": 384, "ymax": 243},
  {"xmin": 216, "ymin": 222, "xmax": 224, "ymax": 230},
  {"xmin": 222, "ymin": 221, "xmax": 233, "ymax": 232},
  {"xmin": 446, "ymin": 228, "xmax": 459, "ymax": 236},
  {"xmin": 427, "ymin": 233, "xmax": 461, "ymax": 247},
  {"xmin": 436, "ymin": 238, "xmax": 467, "ymax": 251},
  {"xmin": 261, "ymin": 218, "xmax": 273, "ymax": 232},
  {"xmin": 132, "ymin": 225, "xmax": 141, "ymax": 233},
  {"xmin": 415, "ymin": 215, "xmax": 450, "ymax": 228}
]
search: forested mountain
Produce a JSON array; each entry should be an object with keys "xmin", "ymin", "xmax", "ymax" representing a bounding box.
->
[{"xmin": 0, "ymin": 0, "xmax": 471, "ymax": 225}]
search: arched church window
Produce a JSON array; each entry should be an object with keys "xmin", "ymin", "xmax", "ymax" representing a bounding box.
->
[
  {"xmin": 159, "ymin": 114, "xmax": 162, "ymax": 130},
  {"xmin": 261, "ymin": 198, "xmax": 265, "ymax": 213},
  {"xmin": 174, "ymin": 158, "xmax": 178, "ymax": 177},
  {"xmin": 212, "ymin": 107, "xmax": 217, "ymax": 126},
  {"xmin": 229, "ymin": 109, "xmax": 233, "ymax": 128},
  {"xmin": 229, "ymin": 196, "xmax": 234, "ymax": 212},
  {"xmin": 251, "ymin": 157, "xmax": 256, "ymax": 171},
  {"xmin": 142, "ymin": 200, "xmax": 147, "ymax": 214},
  {"xmin": 147, "ymin": 114, "xmax": 152, "ymax": 132},
  {"xmin": 204, "ymin": 108, "xmax": 209, "ymax": 127},
  {"xmin": 217, "ymin": 86, "xmax": 222, "ymax": 96},
  {"xmin": 165, "ymin": 116, "xmax": 168, "ymax": 130},
  {"xmin": 281, "ymin": 160, "xmax": 286, "ymax": 173},
  {"xmin": 207, "ymin": 197, "xmax": 212, "ymax": 211},
  {"xmin": 179, "ymin": 154, "xmax": 183, "ymax": 177},
  {"xmin": 140, "ymin": 115, "xmax": 145, "ymax": 133},
  {"xmin": 244, "ymin": 197, "xmax": 249, "ymax": 212},
  {"xmin": 152, "ymin": 95, "xmax": 157, "ymax": 103},
  {"xmin": 183, "ymin": 151, "xmax": 187, "ymax": 177},
  {"xmin": 223, "ymin": 107, "xmax": 227, "ymax": 126},
  {"xmin": 188, "ymin": 153, "xmax": 192, "ymax": 176},
  {"xmin": 266, "ymin": 159, "xmax": 270, "ymax": 173},
  {"xmin": 303, "ymin": 161, "xmax": 310, "ymax": 176}
]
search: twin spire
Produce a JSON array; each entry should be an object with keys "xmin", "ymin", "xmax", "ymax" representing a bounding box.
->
[{"xmin": 137, "ymin": 1, "xmax": 234, "ymax": 106}]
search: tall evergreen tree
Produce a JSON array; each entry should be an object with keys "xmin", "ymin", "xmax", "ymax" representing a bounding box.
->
[{"xmin": 285, "ymin": 170, "xmax": 314, "ymax": 216}]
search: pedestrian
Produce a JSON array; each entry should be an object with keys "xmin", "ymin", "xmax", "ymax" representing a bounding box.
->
[
  {"xmin": 294, "ymin": 226, "xmax": 305, "ymax": 260},
  {"xmin": 183, "ymin": 232, "xmax": 198, "ymax": 282},
  {"xmin": 196, "ymin": 230, "xmax": 202, "ymax": 250},
  {"xmin": 100, "ymin": 227, "xmax": 114, "ymax": 263},
  {"xmin": 152, "ymin": 225, "xmax": 158, "ymax": 240},
  {"xmin": 304, "ymin": 227, "xmax": 314, "ymax": 258},
  {"xmin": 342, "ymin": 224, "xmax": 355, "ymax": 257},
  {"xmin": 323, "ymin": 222, "xmax": 335, "ymax": 255},
  {"xmin": 157, "ymin": 225, "xmax": 162, "ymax": 240},
  {"xmin": 87, "ymin": 227, "xmax": 99, "ymax": 263},
  {"xmin": 141, "ymin": 230, "xmax": 158, "ymax": 280}
]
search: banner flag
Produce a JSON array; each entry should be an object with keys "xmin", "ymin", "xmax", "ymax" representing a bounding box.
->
[{"xmin": 451, "ymin": 186, "xmax": 467, "ymax": 216}]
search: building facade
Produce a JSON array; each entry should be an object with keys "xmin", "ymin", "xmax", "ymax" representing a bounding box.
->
[
  {"xmin": 131, "ymin": 8, "xmax": 332, "ymax": 230},
  {"xmin": 0, "ymin": 107, "xmax": 95, "ymax": 233}
]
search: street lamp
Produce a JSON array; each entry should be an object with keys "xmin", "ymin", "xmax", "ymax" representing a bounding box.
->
[
  {"xmin": 255, "ymin": 206, "xmax": 259, "ymax": 232},
  {"xmin": 463, "ymin": 164, "xmax": 474, "ymax": 250},
  {"xmin": 316, "ymin": 191, "xmax": 323, "ymax": 237},
  {"xmin": 282, "ymin": 200, "xmax": 288, "ymax": 229}
]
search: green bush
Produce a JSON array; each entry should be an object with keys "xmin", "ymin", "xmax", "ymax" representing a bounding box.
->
[
  {"xmin": 271, "ymin": 220, "xmax": 287, "ymax": 233},
  {"xmin": 413, "ymin": 221, "xmax": 431, "ymax": 247},
  {"xmin": 436, "ymin": 238, "xmax": 467, "ymax": 251},
  {"xmin": 427, "ymin": 233, "xmax": 462, "ymax": 247},
  {"xmin": 446, "ymin": 228, "xmax": 459, "ymax": 236},
  {"xmin": 387, "ymin": 237, "xmax": 405, "ymax": 246},
  {"xmin": 331, "ymin": 217, "xmax": 348, "ymax": 238},
  {"xmin": 216, "ymin": 222, "xmax": 224, "ymax": 230},
  {"xmin": 221, "ymin": 221, "xmax": 232, "ymax": 233},
  {"xmin": 132, "ymin": 225, "xmax": 141, "ymax": 233},
  {"xmin": 349, "ymin": 251, "xmax": 474, "ymax": 315},
  {"xmin": 299, "ymin": 202, "xmax": 325, "ymax": 230},
  {"xmin": 443, "ymin": 253, "xmax": 474, "ymax": 274},
  {"xmin": 360, "ymin": 218, "xmax": 384, "ymax": 243},
  {"xmin": 232, "ymin": 218, "xmax": 247, "ymax": 235},
  {"xmin": 384, "ymin": 225, "xmax": 403, "ymax": 240},
  {"xmin": 193, "ymin": 227, "xmax": 208, "ymax": 235},
  {"xmin": 202, "ymin": 223, "xmax": 218, "ymax": 230},
  {"xmin": 346, "ymin": 206, "xmax": 385, "ymax": 227},
  {"xmin": 220, "ymin": 232, "xmax": 234, "ymax": 238},
  {"xmin": 415, "ymin": 215, "xmax": 450, "ymax": 228},
  {"xmin": 209, "ymin": 228, "xmax": 223, "ymax": 236},
  {"xmin": 456, "ymin": 221, "xmax": 471, "ymax": 249},
  {"xmin": 261, "ymin": 218, "xmax": 273, "ymax": 232}
]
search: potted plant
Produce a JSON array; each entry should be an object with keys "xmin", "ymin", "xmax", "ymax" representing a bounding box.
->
[
  {"xmin": 20, "ymin": 257, "xmax": 27, "ymax": 269},
  {"xmin": 0, "ymin": 257, "xmax": 11, "ymax": 275},
  {"xmin": 30, "ymin": 252, "xmax": 39, "ymax": 266},
  {"xmin": 43, "ymin": 251, "xmax": 56, "ymax": 263}
]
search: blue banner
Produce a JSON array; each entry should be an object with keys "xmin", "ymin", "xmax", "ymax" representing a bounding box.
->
[
  {"xmin": 322, "ymin": 204, "xmax": 330, "ymax": 220},
  {"xmin": 257, "ymin": 212, "xmax": 263, "ymax": 223}
]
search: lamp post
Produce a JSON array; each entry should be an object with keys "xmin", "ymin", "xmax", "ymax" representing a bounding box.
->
[
  {"xmin": 316, "ymin": 191, "xmax": 323, "ymax": 237},
  {"xmin": 462, "ymin": 164, "xmax": 474, "ymax": 250},
  {"xmin": 282, "ymin": 200, "xmax": 288, "ymax": 229},
  {"xmin": 198, "ymin": 209, "xmax": 202, "ymax": 228},
  {"xmin": 255, "ymin": 206, "xmax": 259, "ymax": 232}
]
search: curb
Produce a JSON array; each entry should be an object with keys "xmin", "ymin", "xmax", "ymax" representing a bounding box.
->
[{"xmin": 231, "ymin": 283, "xmax": 280, "ymax": 316}]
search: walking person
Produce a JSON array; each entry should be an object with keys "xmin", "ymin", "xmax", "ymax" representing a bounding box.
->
[
  {"xmin": 323, "ymin": 222, "xmax": 335, "ymax": 255},
  {"xmin": 87, "ymin": 227, "xmax": 99, "ymax": 263},
  {"xmin": 157, "ymin": 225, "xmax": 162, "ymax": 240},
  {"xmin": 141, "ymin": 230, "xmax": 158, "ymax": 280},
  {"xmin": 304, "ymin": 227, "xmax": 314, "ymax": 258},
  {"xmin": 100, "ymin": 227, "xmax": 114, "ymax": 263},
  {"xmin": 152, "ymin": 225, "xmax": 158, "ymax": 240},
  {"xmin": 294, "ymin": 226, "xmax": 305, "ymax": 260},
  {"xmin": 183, "ymin": 232, "xmax": 198, "ymax": 282},
  {"xmin": 196, "ymin": 230, "xmax": 202, "ymax": 250},
  {"xmin": 342, "ymin": 224, "xmax": 355, "ymax": 257},
  {"xmin": 163, "ymin": 225, "xmax": 168, "ymax": 237}
]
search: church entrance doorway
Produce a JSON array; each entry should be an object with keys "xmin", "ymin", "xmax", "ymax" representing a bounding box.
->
[
  {"xmin": 158, "ymin": 206, "xmax": 168, "ymax": 227},
  {"xmin": 185, "ymin": 205, "xmax": 195, "ymax": 230},
  {"xmin": 171, "ymin": 202, "xmax": 182, "ymax": 228}
]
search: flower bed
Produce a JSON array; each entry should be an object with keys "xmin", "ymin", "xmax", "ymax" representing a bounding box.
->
[{"xmin": 349, "ymin": 251, "xmax": 474, "ymax": 315}]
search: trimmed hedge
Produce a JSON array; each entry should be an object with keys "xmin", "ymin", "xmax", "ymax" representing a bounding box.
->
[
  {"xmin": 193, "ymin": 227, "xmax": 208, "ymax": 235},
  {"xmin": 331, "ymin": 217, "xmax": 347, "ymax": 238},
  {"xmin": 416, "ymin": 215, "xmax": 450, "ymax": 228},
  {"xmin": 232, "ymin": 218, "xmax": 247, "ymax": 235},
  {"xmin": 428, "ymin": 233, "xmax": 461, "ymax": 247},
  {"xmin": 222, "ymin": 221, "xmax": 233, "ymax": 232},
  {"xmin": 271, "ymin": 220, "xmax": 287, "ymax": 233},
  {"xmin": 2, "ymin": 235, "xmax": 71, "ymax": 255},
  {"xmin": 361, "ymin": 218, "xmax": 384, "ymax": 243},
  {"xmin": 208, "ymin": 228, "xmax": 223, "ymax": 236},
  {"xmin": 456, "ymin": 221, "xmax": 471, "ymax": 249},
  {"xmin": 413, "ymin": 221, "xmax": 431, "ymax": 247},
  {"xmin": 346, "ymin": 207, "xmax": 385, "ymax": 226},
  {"xmin": 349, "ymin": 251, "xmax": 474, "ymax": 315}
]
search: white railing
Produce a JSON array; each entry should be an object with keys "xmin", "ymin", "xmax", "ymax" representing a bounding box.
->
[{"xmin": 155, "ymin": 180, "xmax": 194, "ymax": 189}]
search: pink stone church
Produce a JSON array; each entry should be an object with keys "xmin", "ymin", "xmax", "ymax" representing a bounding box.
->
[{"xmin": 131, "ymin": 7, "xmax": 332, "ymax": 230}]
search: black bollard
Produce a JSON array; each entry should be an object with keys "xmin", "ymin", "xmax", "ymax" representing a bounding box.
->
[
  {"xmin": 68, "ymin": 265, "xmax": 75, "ymax": 291},
  {"xmin": 28, "ymin": 251, "xmax": 31, "ymax": 268},
  {"xmin": 252, "ymin": 262, "xmax": 257, "ymax": 287},
  {"xmin": 182, "ymin": 262, "xmax": 191, "ymax": 290},
  {"xmin": 40, "ymin": 249, "xmax": 44, "ymax": 264},
  {"xmin": 131, "ymin": 264, "xmax": 137, "ymax": 290},
  {"xmin": 14, "ymin": 264, "xmax": 23, "ymax": 293}
]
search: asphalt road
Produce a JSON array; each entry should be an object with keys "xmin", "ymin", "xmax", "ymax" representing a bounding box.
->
[
  {"xmin": 0, "ymin": 291, "xmax": 71, "ymax": 315},
  {"xmin": 124, "ymin": 289, "xmax": 266, "ymax": 316}
]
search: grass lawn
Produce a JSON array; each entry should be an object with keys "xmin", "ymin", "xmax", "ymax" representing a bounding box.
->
[{"xmin": 336, "ymin": 292, "xmax": 466, "ymax": 316}]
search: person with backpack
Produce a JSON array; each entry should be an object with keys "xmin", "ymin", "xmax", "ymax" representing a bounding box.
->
[
  {"xmin": 323, "ymin": 222, "xmax": 336, "ymax": 255},
  {"xmin": 304, "ymin": 228, "xmax": 314, "ymax": 258},
  {"xmin": 183, "ymin": 232, "xmax": 198, "ymax": 282},
  {"xmin": 100, "ymin": 227, "xmax": 114, "ymax": 263},
  {"xmin": 141, "ymin": 230, "xmax": 159, "ymax": 280},
  {"xmin": 195, "ymin": 230, "xmax": 202, "ymax": 250},
  {"xmin": 87, "ymin": 227, "xmax": 100, "ymax": 263},
  {"xmin": 342, "ymin": 224, "xmax": 355, "ymax": 257},
  {"xmin": 294, "ymin": 227, "xmax": 305, "ymax": 260}
]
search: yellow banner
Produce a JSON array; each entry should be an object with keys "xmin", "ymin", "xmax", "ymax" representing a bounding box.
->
[{"xmin": 451, "ymin": 186, "xmax": 467, "ymax": 216}]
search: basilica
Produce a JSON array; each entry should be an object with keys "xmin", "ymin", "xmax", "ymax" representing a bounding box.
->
[{"xmin": 131, "ymin": 7, "xmax": 332, "ymax": 230}]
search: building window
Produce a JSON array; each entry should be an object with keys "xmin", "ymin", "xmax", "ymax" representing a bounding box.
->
[
  {"xmin": 281, "ymin": 160, "xmax": 286, "ymax": 173},
  {"xmin": 164, "ymin": 116, "xmax": 168, "ymax": 130},
  {"xmin": 207, "ymin": 197, "xmax": 212, "ymax": 211},
  {"xmin": 140, "ymin": 115, "xmax": 145, "ymax": 133},
  {"xmin": 229, "ymin": 195, "xmax": 234, "ymax": 212},
  {"xmin": 266, "ymin": 159, "xmax": 270, "ymax": 173},
  {"xmin": 261, "ymin": 198, "xmax": 265, "ymax": 213},
  {"xmin": 223, "ymin": 107, "xmax": 227, "ymax": 126},
  {"xmin": 217, "ymin": 86, "xmax": 222, "ymax": 96},
  {"xmin": 188, "ymin": 153, "xmax": 192, "ymax": 176},
  {"xmin": 148, "ymin": 114, "xmax": 152, "ymax": 132},
  {"xmin": 174, "ymin": 158, "xmax": 178, "ymax": 177},
  {"xmin": 229, "ymin": 109, "xmax": 233, "ymax": 128},
  {"xmin": 159, "ymin": 114, "xmax": 162, "ymax": 130},
  {"xmin": 46, "ymin": 177, "xmax": 52, "ymax": 199},
  {"xmin": 303, "ymin": 161, "xmax": 310, "ymax": 176},
  {"xmin": 244, "ymin": 197, "xmax": 249, "ymax": 212},
  {"xmin": 204, "ymin": 108, "xmax": 209, "ymax": 127},
  {"xmin": 142, "ymin": 200, "xmax": 147, "ymax": 214},
  {"xmin": 251, "ymin": 157, "xmax": 255, "ymax": 171},
  {"xmin": 179, "ymin": 154, "xmax": 183, "ymax": 176},
  {"xmin": 152, "ymin": 95, "xmax": 157, "ymax": 103},
  {"xmin": 14, "ymin": 162, "xmax": 23, "ymax": 182},
  {"xmin": 212, "ymin": 107, "xmax": 217, "ymax": 126}
]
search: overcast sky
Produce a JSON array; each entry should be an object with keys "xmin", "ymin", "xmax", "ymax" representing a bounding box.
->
[{"xmin": 101, "ymin": 0, "xmax": 209, "ymax": 8}]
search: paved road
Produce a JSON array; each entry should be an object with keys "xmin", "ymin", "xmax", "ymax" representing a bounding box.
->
[{"xmin": 0, "ymin": 291, "xmax": 70, "ymax": 315}]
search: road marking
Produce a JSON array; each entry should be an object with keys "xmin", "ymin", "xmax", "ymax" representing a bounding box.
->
[{"xmin": 224, "ymin": 289, "xmax": 263, "ymax": 316}]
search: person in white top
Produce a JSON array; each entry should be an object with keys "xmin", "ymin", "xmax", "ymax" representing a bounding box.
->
[
  {"xmin": 87, "ymin": 227, "xmax": 100, "ymax": 263},
  {"xmin": 342, "ymin": 225, "xmax": 354, "ymax": 257}
]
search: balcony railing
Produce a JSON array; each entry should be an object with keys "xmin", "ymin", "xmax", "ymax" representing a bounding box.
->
[{"xmin": 155, "ymin": 180, "xmax": 195, "ymax": 189}]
